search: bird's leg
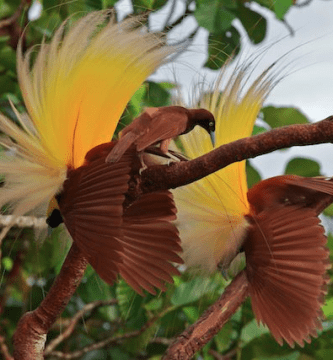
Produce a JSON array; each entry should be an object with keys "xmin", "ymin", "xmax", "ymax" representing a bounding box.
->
[{"xmin": 160, "ymin": 138, "xmax": 172, "ymax": 154}]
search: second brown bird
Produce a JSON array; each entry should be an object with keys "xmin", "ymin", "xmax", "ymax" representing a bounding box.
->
[{"xmin": 106, "ymin": 106, "xmax": 215, "ymax": 163}]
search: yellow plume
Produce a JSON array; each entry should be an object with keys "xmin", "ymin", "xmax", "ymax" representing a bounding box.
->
[
  {"xmin": 18, "ymin": 12, "xmax": 174, "ymax": 169},
  {"xmin": 173, "ymin": 63, "xmax": 274, "ymax": 272},
  {"xmin": 0, "ymin": 12, "xmax": 175, "ymax": 240}
]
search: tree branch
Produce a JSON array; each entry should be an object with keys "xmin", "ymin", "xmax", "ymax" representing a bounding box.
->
[
  {"xmin": 141, "ymin": 116, "xmax": 333, "ymax": 192},
  {"xmin": 163, "ymin": 271, "xmax": 249, "ymax": 360},
  {"xmin": 13, "ymin": 244, "xmax": 88, "ymax": 360}
]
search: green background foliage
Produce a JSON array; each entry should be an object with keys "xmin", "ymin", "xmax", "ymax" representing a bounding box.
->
[{"xmin": 1, "ymin": 1, "xmax": 333, "ymax": 359}]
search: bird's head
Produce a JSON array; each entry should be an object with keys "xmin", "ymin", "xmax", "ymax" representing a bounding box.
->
[{"xmin": 189, "ymin": 109, "xmax": 216, "ymax": 134}]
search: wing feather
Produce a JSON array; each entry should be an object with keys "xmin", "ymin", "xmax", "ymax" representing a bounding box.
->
[
  {"xmin": 118, "ymin": 191, "xmax": 182, "ymax": 294},
  {"xmin": 59, "ymin": 145, "xmax": 132, "ymax": 285},
  {"xmin": 244, "ymin": 205, "xmax": 329, "ymax": 347}
]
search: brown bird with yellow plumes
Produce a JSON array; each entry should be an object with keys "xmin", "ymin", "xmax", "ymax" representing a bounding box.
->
[
  {"xmin": 173, "ymin": 63, "xmax": 332, "ymax": 347},
  {"xmin": 105, "ymin": 106, "xmax": 215, "ymax": 163},
  {"xmin": 0, "ymin": 12, "xmax": 183, "ymax": 295}
]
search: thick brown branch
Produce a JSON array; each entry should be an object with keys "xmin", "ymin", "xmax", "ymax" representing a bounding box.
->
[
  {"xmin": 163, "ymin": 271, "xmax": 249, "ymax": 360},
  {"xmin": 13, "ymin": 244, "xmax": 88, "ymax": 360},
  {"xmin": 141, "ymin": 116, "xmax": 333, "ymax": 192}
]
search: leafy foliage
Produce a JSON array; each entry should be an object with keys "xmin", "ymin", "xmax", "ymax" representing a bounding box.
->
[{"xmin": 1, "ymin": 1, "xmax": 332, "ymax": 360}]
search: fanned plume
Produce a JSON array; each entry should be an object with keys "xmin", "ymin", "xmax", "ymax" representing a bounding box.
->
[
  {"xmin": 244, "ymin": 205, "xmax": 330, "ymax": 347},
  {"xmin": 17, "ymin": 12, "xmax": 174, "ymax": 169},
  {"xmin": 0, "ymin": 12, "xmax": 175, "ymax": 239},
  {"xmin": 173, "ymin": 63, "xmax": 274, "ymax": 272}
]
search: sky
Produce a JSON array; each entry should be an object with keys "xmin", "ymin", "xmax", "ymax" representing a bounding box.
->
[{"xmin": 117, "ymin": 0, "xmax": 333, "ymax": 179}]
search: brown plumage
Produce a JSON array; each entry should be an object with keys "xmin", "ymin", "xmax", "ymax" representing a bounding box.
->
[
  {"xmin": 57, "ymin": 142, "xmax": 182, "ymax": 294},
  {"xmin": 244, "ymin": 175, "xmax": 333, "ymax": 347},
  {"xmin": 106, "ymin": 106, "xmax": 215, "ymax": 163}
]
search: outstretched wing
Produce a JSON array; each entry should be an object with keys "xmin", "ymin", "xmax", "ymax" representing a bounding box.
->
[
  {"xmin": 118, "ymin": 191, "xmax": 183, "ymax": 295},
  {"xmin": 136, "ymin": 108, "xmax": 188, "ymax": 152},
  {"xmin": 244, "ymin": 205, "xmax": 330, "ymax": 347},
  {"xmin": 59, "ymin": 143, "xmax": 133, "ymax": 284}
]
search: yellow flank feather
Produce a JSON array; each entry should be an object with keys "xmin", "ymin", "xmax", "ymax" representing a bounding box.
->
[
  {"xmin": 173, "ymin": 63, "xmax": 274, "ymax": 272},
  {"xmin": 17, "ymin": 12, "xmax": 174, "ymax": 169},
  {"xmin": 0, "ymin": 11, "xmax": 175, "ymax": 241}
]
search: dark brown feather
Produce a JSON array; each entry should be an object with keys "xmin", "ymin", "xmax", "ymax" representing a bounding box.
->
[
  {"xmin": 58, "ymin": 142, "xmax": 182, "ymax": 293},
  {"xmin": 244, "ymin": 174, "xmax": 333, "ymax": 347},
  {"xmin": 58, "ymin": 142, "xmax": 134, "ymax": 285},
  {"xmin": 244, "ymin": 205, "xmax": 329, "ymax": 347},
  {"xmin": 106, "ymin": 106, "xmax": 215, "ymax": 162},
  {"xmin": 118, "ymin": 191, "xmax": 183, "ymax": 295}
]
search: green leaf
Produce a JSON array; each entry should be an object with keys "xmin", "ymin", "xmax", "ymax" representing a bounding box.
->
[
  {"xmin": 284, "ymin": 157, "xmax": 321, "ymax": 177},
  {"xmin": 171, "ymin": 277, "xmax": 219, "ymax": 307},
  {"xmin": 182, "ymin": 306, "xmax": 200, "ymax": 323},
  {"xmin": 236, "ymin": 5, "xmax": 267, "ymax": 44},
  {"xmin": 246, "ymin": 161, "xmax": 262, "ymax": 189},
  {"xmin": 252, "ymin": 125, "xmax": 267, "ymax": 135},
  {"xmin": 241, "ymin": 319, "xmax": 270, "ymax": 344},
  {"xmin": 205, "ymin": 26, "xmax": 241, "ymax": 70},
  {"xmin": 86, "ymin": 0, "xmax": 103, "ymax": 9},
  {"xmin": 274, "ymin": 0, "xmax": 293, "ymax": 20},
  {"xmin": 129, "ymin": 84, "xmax": 146, "ymax": 117},
  {"xmin": 143, "ymin": 81, "xmax": 173, "ymax": 107},
  {"xmin": 261, "ymin": 106, "xmax": 309, "ymax": 128},
  {"xmin": 132, "ymin": 0, "xmax": 166, "ymax": 13},
  {"xmin": 323, "ymin": 297, "xmax": 333, "ymax": 319},
  {"xmin": 0, "ymin": 74, "xmax": 16, "ymax": 95},
  {"xmin": 195, "ymin": 0, "xmax": 235, "ymax": 34},
  {"xmin": 144, "ymin": 297, "xmax": 163, "ymax": 311},
  {"xmin": 78, "ymin": 269, "xmax": 113, "ymax": 302},
  {"xmin": 2, "ymin": 256, "xmax": 13, "ymax": 271},
  {"xmin": 324, "ymin": 204, "xmax": 333, "ymax": 217},
  {"xmin": 0, "ymin": 45, "xmax": 16, "ymax": 72}
]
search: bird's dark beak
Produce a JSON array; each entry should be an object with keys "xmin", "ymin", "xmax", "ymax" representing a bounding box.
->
[{"xmin": 210, "ymin": 130, "xmax": 215, "ymax": 146}]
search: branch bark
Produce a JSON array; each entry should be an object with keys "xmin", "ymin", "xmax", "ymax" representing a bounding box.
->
[
  {"xmin": 13, "ymin": 244, "xmax": 88, "ymax": 360},
  {"xmin": 163, "ymin": 271, "xmax": 249, "ymax": 360},
  {"xmin": 141, "ymin": 116, "xmax": 333, "ymax": 192}
]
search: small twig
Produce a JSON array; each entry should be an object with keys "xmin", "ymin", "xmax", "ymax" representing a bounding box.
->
[
  {"xmin": 161, "ymin": 0, "xmax": 177, "ymax": 30},
  {"xmin": 46, "ymin": 308, "xmax": 170, "ymax": 359},
  {"xmin": 294, "ymin": 0, "xmax": 313, "ymax": 7},
  {"xmin": 0, "ymin": 215, "xmax": 47, "ymax": 229},
  {"xmin": 208, "ymin": 349, "xmax": 224, "ymax": 360},
  {"xmin": 0, "ymin": 335, "xmax": 14, "ymax": 360},
  {"xmin": 163, "ymin": 271, "xmax": 249, "ymax": 360},
  {"xmin": 164, "ymin": 6, "xmax": 193, "ymax": 32},
  {"xmin": 170, "ymin": 25, "xmax": 199, "ymax": 48},
  {"xmin": 0, "ymin": 0, "xmax": 26, "ymax": 29},
  {"xmin": 44, "ymin": 299, "xmax": 118, "ymax": 355},
  {"xmin": 141, "ymin": 116, "xmax": 333, "ymax": 193}
]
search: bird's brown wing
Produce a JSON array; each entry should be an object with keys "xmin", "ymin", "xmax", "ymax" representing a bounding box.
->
[
  {"xmin": 59, "ymin": 143, "xmax": 133, "ymax": 285},
  {"xmin": 244, "ymin": 205, "xmax": 329, "ymax": 347},
  {"xmin": 106, "ymin": 112, "xmax": 153, "ymax": 163},
  {"xmin": 135, "ymin": 109, "xmax": 188, "ymax": 152},
  {"xmin": 118, "ymin": 191, "xmax": 183, "ymax": 295},
  {"xmin": 283, "ymin": 176, "xmax": 333, "ymax": 213}
]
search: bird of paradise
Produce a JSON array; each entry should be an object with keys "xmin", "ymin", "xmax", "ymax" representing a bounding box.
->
[
  {"xmin": 173, "ymin": 64, "xmax": 332, "ymax": 347},
  {"xmin": 0, "ymin": 12, "xmax": 183, "ymax": 295}
]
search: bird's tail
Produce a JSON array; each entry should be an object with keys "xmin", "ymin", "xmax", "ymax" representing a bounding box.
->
[{"xmin": 105, "ymin": 132, "xmax": 138, "ymax": 163}]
